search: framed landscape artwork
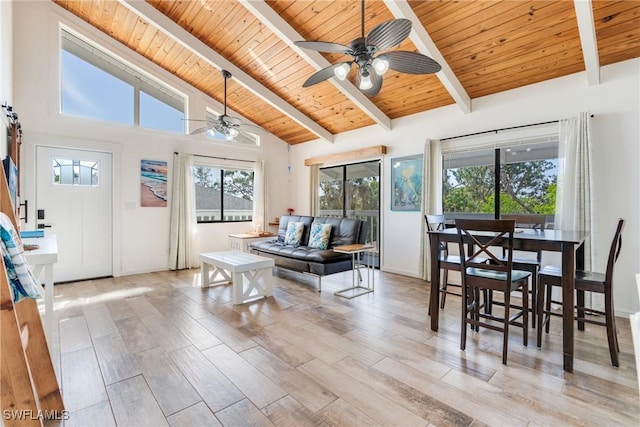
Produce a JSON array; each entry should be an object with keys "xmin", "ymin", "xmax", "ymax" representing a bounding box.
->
[
  {"xmin": 391, "ymin": 155, "xmax": 423, "ymax": 211},
  {"xmin": 140, "ymin": 159, "xmax": 167, "ymax": 207}
]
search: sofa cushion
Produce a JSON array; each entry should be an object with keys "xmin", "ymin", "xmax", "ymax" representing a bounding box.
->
[
  {"xmin": 308, "ymin": 223, "xmax": 332, "ymax": 250},
  {"xmin": 284, "ymin": 221, "xmax": 304, "ymax": 246}
]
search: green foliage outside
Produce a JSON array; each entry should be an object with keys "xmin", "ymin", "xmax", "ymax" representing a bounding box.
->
[
  {"xmin": 444, "ymin": 160, "xmax": 556, "ymax": 215},
  {"xmin": 319, "ymin": 177, "xmax": 379, "ymax": 211},
  {"xmin": 193, "ymin": 166, "xmax": 254, "ymax": 200}
]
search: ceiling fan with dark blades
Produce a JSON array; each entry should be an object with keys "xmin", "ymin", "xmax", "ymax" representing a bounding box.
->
[
  {"xmin": 189, "ymin": 70, "xmax": 268, "ymax": 140},
  {"xmin": 294, "ymin": 0, "xmax": 441, "ymax": 97}
]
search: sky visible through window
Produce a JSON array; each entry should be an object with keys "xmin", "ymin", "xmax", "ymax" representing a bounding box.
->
[{"xmin": 61, "ymin": 50, "xmax": 184, "ymax": 133}]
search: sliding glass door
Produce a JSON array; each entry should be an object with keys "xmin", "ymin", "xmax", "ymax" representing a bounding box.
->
[{"xmin": 318, "ymin": 161, "xmax": 380, "ymax": 262}]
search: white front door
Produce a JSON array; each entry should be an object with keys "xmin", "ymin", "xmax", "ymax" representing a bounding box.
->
[{"xmin": 36, "ymin": 146, "xmax": 113, "ymax": 282}]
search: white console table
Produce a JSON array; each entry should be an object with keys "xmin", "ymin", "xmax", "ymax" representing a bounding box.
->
[
  {"xmin": 23, "ymin": 235, "xmax": 58, "ymax": 347},
  {"xmin": 229, "ymin": 232, "xmax": 276, "ymax": 253}
]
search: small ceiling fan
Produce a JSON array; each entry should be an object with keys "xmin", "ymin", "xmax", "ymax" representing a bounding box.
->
[
  {"xmin": 294, "ymin": 0, "xmax": 441, "ymax": 97},
  {"xmin": 189, "ymin": 70, "xmax": 268, "ymax": 140}
]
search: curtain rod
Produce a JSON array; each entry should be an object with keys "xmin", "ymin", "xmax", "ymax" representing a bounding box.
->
[
  {"xmin": 440, "ymin": 115, "xmax": 594, "ymax": 142},
  {"xmin": 174, "ymin": 152, "xmax": 254, "ymax": 163}
]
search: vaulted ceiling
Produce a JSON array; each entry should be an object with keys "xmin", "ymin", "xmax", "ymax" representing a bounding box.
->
[{"xmin": 52, "ymin": 0, "xmax": 640, "ymax": 145}]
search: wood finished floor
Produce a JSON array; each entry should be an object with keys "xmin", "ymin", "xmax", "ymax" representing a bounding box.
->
[{"xmin": 42, "ymin": 268, "xmax": 639, "ymax": 427}]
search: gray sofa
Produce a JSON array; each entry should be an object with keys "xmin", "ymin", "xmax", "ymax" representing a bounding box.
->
[{"xmin": 249, "ymin": 215, "xmax": 368, "ymax": 291}]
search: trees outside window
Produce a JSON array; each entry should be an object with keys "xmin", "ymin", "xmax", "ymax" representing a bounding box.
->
[
  {"xmin": 443, "ymin": 141, "xmax": 557, "ymax": 223},
  {"xmin": 193, "ymin": 165, "xmax": 254, "ymax": 223}
]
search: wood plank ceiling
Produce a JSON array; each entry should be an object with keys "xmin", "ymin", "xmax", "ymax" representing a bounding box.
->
[{"xmin": 52, "ymin": 1, "xmax": 640, "ymax": 145}]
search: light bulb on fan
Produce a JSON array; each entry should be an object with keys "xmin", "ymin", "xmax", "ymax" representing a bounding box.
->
[
  {"xmin": 333, "ymin": 63, "xmax": 350, "ymax": 80},
  {"xmin": 225, "ymin": 127, "xmax": 239, "ymax": 140},
  {"xmin": 359, "ymin": 71, "xmax": 373, "ymax": 90},
  {"xmin": 372, "ymin": 55, "xmax": 389, "ymax": 75}
]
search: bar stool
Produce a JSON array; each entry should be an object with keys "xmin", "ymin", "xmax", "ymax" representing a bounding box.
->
[{"xmin": 536, "ymin": 218, "xmax": 624, "ymax": 367}]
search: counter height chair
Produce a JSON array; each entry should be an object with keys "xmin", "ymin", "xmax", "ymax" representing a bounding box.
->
[
  {"xmin": 536, "ymin": 218, "xmax": 625, "ymax": 367},
  {"xmin": 426, "ymin": 215, "xmax": 461, "ymax": 310},
  {"xmin": 489, "ymin": 214, "xmax": 546, "ymax": 326},
  {"xmin": 456, "ymin": 218, "xmax": 531, "ymax": 365}
]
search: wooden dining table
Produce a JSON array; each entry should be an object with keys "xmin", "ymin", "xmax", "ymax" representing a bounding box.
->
[{"xmin": 428, "ymin": 226, "xmax": 587, "ymax": 372}]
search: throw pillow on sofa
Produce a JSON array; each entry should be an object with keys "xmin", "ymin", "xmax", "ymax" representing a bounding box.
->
[
  {"xmin": 308, "ymin": 222, "xmax": 332, "ymax": 250},
  {"xmin": 284, "ymin": 221, "xmax": 304, "ymax": 247}
]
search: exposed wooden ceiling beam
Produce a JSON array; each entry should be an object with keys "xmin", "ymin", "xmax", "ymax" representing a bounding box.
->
[
  {"xmin": 384, "ymin": 0, "xmax": 471, "ymax": 114},
  {"xmin": 574, "ymin": 0, "xmax": 600, "ymax": 86},
  {"xmin": 239, "ymin": 0, "xmax": 392, "ymax": 132},
  {"xmin": 119, "ymin": 0, "xmax": 334, "ymax": 143}
]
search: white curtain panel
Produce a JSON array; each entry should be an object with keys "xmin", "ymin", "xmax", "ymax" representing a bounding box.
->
[
  {"xmin": 555, "ymin": 112, "xmax": 593, "ymax": 271},
  {"xmin": 309, "ymin": 164, "xmax": 319, "ymax": 216},
  {"xmin": 253, "ymin": 160, "xmax": 266, "ymax": 230},
  {"xmin": 168, "ymin": 152, "xmax": 197, "ymax": 270},
  {"xmin": 419, "ymin": 139, "xmax": 443, "ymax": 281}
]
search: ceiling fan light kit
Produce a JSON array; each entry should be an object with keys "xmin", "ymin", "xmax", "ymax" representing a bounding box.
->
[
  {"xmin": 295, "ymin": 0, "xmax": 441, "ymax": 97},
  {"xmin": 188, "ymin": 69, "xmax": 268, "ymax": 140}
]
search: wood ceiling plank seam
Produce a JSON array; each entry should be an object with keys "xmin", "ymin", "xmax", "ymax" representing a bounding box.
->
[
  {"xmin": 128, "ymin": 16, "xmax": 153, "ymax": 51},
  {"xmin": 409, "ymin": 0, "xmax": 496, "ymax": 25},
  {"xmin": 459, "ymin": 52, "xmax": 586, "ymax": 95},
  {"xmin": 434, "ymin": 2, "xmax": 576, "ymax": 57},
  {"xmin": 161, "ymin": 46, "xmax": 193, "ymax": 73},
  {"xmin": 596, "ymin": 34, "xmax": 640, "ymax": 60},
  {"xmin": 110, "ymin": 3, "xmax": 132, "ymax": 39},
  {"xmin": 213, "ymin": 22, "xmax": 265, "ymax": 60},
  {"xmin": 78, "ymin": 0, "xmax": 94, "ymax": 21},
  {"xmin": 412, "ymin": 1, "xmax": 515, "ymax": 36},
  {"xmin": 592, "ymin": 1, "xmax": 640, "ymax": 20},
  {"xmin": 204, "ymin": 5, "xmax": 261, "ymax": 53},
  {"xmin": 447, "ymin": 22, "xmax": 582, "ymax": 75},
  {"xmin": 469, "ymin": 60, "xmax": 587, "ymax": 98},
  {"xmin": 267, "ymin": 0, "xmax": 330, "ymax": 25},
  {"xmin": 289, "ymin": 2, "xmax": 360, "ymax": 41},
  {"xmin": 142, "ymin": 30, "xmax": 168, "ymax": 60},
  {"xmin": 595, "ymin": 12, "xmax": 640, "ymax": 40},
  {"xmin": 152, "ymin": 38, "xmax": 182, "ymax": 67},
  {"xmin": 136, "ymin": 24, "xmax": 161, "ymax": 55},
  {"xmin": 98, "ymin": 0, "xmax": 118, "ymax": 31},
  {"xmin": 454, "ymin": 37, "xmax": 584, "ymax": 82},
  {"xmin": 599, "ymin": 50, "xmax": 640, "ymax": 67},
  {"xmin": 181, "ymin": 2, "xmax": 226, "ymax": 36},
  {"xmin": 120, "ymin": 0, "xmax": 334, "ymax": 142}
]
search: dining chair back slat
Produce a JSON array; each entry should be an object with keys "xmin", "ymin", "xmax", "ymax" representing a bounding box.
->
[{"xmin": 455, "ymin": 218, "xmax": 531, "ymax": 365}]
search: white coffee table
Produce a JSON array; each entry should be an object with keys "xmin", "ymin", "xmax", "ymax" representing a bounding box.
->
[{"xmin": 200, "ymin": 251, "xmax": 274, "ymax": 304}]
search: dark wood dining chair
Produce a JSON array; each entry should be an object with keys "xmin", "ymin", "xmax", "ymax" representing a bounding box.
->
[
  {"xmin": 425, "ymin": 214, "xmax": 461, "ymax": 309},
  {"xmin": 496, "ymin": 214, "xmax": 547, "ymax": 326},
  {"xmin": 536, "ymin": 218, "xmax": 624, "ymax": 367},
  {"xmin": 456, "ymin": 218, "xmax": 531, "ymax": 365}
]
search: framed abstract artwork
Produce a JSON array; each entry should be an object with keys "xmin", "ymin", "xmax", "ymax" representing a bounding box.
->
[{"xmin": 391, "ymin": 155, "xmax": 423, "ymax": 211}]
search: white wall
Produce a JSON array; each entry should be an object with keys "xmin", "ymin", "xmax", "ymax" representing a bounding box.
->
[
  {"xmin": 0, "ymin": 0, "xmax": 12, "ymax": 159},
  {"xmin": 12, "ymin": 1, "xmax": 291, "ymax": 276},
  {"xmin": 290, "ymin": 59, "xmax": 640, "ymax": 316}
]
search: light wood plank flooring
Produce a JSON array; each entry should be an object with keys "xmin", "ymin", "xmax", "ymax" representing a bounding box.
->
[{"xmin": 41, "ymin": 268, "xmax": 639, "ymax": 426}]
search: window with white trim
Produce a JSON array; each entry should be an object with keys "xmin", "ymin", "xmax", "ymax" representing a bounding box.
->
[
  {"xmin": 193, "ymin": 163, "xmax": 254, "ymax": 223},
  {"xmin": 60, "ymin": 29, "xmax": 185, "ymax": 133},
  {"xmin": 443, "ymin": 138, "xmax": 558, "ymax": 224}
]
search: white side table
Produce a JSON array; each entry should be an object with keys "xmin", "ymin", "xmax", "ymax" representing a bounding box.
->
[
  {"xmin": 333, "ymin": 243, "xmax": 376, "ymax": 299},
  {"xmin": 228, "ymin": 232, "xmax": 276, "ymax": 253},
  {"xmin": 200, "ymin": 251, "xmax": 275, "ymax": 304}
]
